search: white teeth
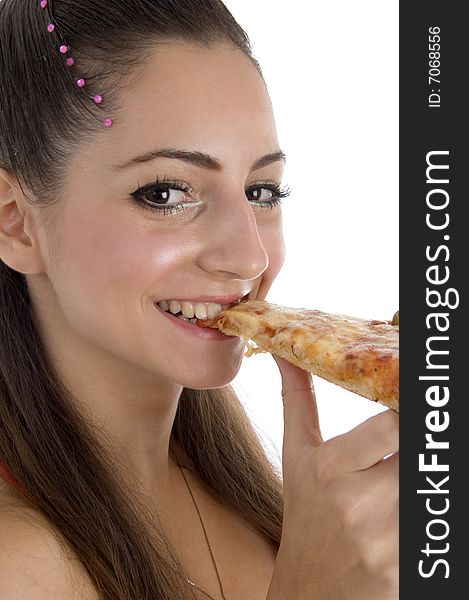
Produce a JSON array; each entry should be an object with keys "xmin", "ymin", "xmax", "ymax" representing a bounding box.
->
[
  {"xmin": 158, "ymin": 298, "xmax": 245, "ymax": 319},
  {"xmin": 194, "ymin": 303, "xmax": 208, "ymax": 319},
  {"xmin": 158, "ymin": 300, "xmax": 169, "ymax": 312},
  {"xmin": 206, "ymin": 302, "xmax": 224, "ymax": 319},
  {"xmin": 169, "ymin": 300, "xmax": 181, "ymax": 315},
  {"xmin": 181, "ymin": 301, "xmax": 195, "ymax": 319}
]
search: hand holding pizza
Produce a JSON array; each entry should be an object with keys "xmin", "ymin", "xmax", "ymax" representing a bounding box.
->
[{"xmin": 267, "ymin": 355, "xmax": 399, "ymax": 600}]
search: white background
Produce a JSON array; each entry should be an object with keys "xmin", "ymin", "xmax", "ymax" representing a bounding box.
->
[{"xmin": 223, "ymin": 1, "xmax": 399, "ymax": 471}]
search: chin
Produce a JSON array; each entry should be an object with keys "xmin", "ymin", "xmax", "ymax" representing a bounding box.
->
[{"xmin": 175, "ymin": 359, "xmax": 242, "ymax": 390}]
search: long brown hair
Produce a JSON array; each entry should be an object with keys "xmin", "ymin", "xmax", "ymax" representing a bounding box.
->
[{"xmin": 0, "ymin": 1, "xmax": 283, "ymax": 598}]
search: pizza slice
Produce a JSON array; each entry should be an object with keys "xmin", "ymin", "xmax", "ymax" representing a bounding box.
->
[{"xmin": 198, "ymin": 300, "xmax": 399, "ymax": 412}]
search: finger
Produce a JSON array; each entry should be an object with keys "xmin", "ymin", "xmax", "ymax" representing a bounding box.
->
[
  {"xmin": 272, "ymin": 354, "xmax": 323, "ymax": 451},
  {"xmin": 327, "ymin": 410, "xmax": 399, "ymax": 472},
  {"xmin": 374, "ymin": 451, "xmax": 400, "ymax": 486},
  {"xmin": 357, "ymin": 452, "xmax": 399, "ymax": 506}
]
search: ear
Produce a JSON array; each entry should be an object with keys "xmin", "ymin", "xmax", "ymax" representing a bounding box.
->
[{"xmin": 0, "ymin": 169, "xmax": 46, "ymax": 275}]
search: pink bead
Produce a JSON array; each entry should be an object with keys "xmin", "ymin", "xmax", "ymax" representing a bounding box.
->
[
  {"xmin": 76, "ymin": 79, "xmax": 86, "ymax": 88},
  {"xmin": 93, "ymin": 95, "xmax": 103, "ymax": 104},
  {"xmin": 65, "ymin": 57, "xmax": 75, "ymax": 67},
  {"xmin": 40, "ymin": 1, "xmax": 48, "ymax": 8},
  {"xmin": 59, "ymin": 45, "xmax": 69, "ymax": 54},
  {"xmin": 103, "ymin": 118, "xmax": 113, "ymax": 128},
  {"xmin": 47, "ymin": 23, "xmax": 55, "ymax": 33}
]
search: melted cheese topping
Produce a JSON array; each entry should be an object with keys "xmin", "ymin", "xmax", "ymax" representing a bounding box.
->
[{"xmin": 200, "ymin": 300, "xmax": 399, "ymax": 412}]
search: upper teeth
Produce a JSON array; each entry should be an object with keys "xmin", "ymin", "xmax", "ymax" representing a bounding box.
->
[{"xmin": 157, "ymin": 299, "xmax": 239, "ymax": 320}]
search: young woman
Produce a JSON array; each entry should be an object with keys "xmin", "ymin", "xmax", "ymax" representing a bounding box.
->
[{"xmin": 0, "ymin": 1, "xmax": 398, "ymax": 598}]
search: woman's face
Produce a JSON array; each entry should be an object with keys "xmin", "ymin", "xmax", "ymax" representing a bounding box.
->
[{"xmin": 32, "ymin": 42, "xmax": 286, "ymax": 390}]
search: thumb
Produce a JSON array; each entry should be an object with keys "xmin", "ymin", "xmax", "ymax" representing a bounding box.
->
[{"xmin": 272, "ymin": 354, "xmax": 323, "ymax": 454}]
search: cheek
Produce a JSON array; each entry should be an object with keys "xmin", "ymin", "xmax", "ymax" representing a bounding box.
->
[{"xmin": 52, "ymin": 210, "xmax": 189, "ymax": 300}]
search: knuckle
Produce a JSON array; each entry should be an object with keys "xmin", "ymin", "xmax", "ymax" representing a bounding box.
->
[
  {"xmin": 383, "ymin": 565, "xmax": 399, "ymax": 592},
  {"xmin": 376, "ymin": 562, "xmax": 399, "ymax": 597},
  {"xmin": 355, "ymin": 535, "xmax": 399, "ymax": 590},
  {"xmin": 356, "ymin": 549, "xmax": 377, "ymax": 575},
  {"xmin": 331, "ymin": 492, "xmax": 361, "ymax": 531},
  {"xmin": 312, "ymin": 444, "xmax": 339, "ymax": 484},
  {"xmin": 355, "ymin": 541, "xmax": 382, "ymax": 575}
]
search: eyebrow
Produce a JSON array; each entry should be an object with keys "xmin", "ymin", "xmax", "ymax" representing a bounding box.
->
[{"xmin": 113, "ymin": 148, "xmax": 286, "ymax": 172}]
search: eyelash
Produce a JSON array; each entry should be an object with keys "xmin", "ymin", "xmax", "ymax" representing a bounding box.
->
[{"xmin": 130, "ymin": 177, "xmax": 291, "ymax": 216}]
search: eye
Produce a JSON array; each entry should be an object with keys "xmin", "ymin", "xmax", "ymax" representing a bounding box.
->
[
  {"xmin": 146, "ymin": 187, "xmax": 187, "ymax": 205},
  {"xmin": 249, "ymin": 188, "xmax": 276, "ymax": 201},
  {"xmin": 130, "ymin": 178, "xmax": 291, "ymax": 216},
  {"xmin": 131, "ymin": 181, "xmax": 191, "ymax": 207},
  {"xmin": 130, "ymin": 178, "xmax": 200, "ymax": 215},
  {"xmin": 246, "ymin": 183, "xmax": 291, "ymax": 208}
]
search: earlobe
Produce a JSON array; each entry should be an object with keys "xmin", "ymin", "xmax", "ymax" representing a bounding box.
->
[{"xmin": 0, "ymin": 169, "xmax": 45, "ymax": 275}]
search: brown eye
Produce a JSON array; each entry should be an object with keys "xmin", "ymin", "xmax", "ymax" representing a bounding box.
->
[
  {"xmin": 246, "ymin": 183, "xmax": 291, "ymax": 209},
  {"xmin": 130, "ymin": 179, "xmax": 201, "ymax": 215},
  {"xmin": 133, "ymin": 184, "xmax": 188, "ymax": 207},
  {"xmin": 248, "ymin": 187, "xmax": 275, "ymax": 201}
]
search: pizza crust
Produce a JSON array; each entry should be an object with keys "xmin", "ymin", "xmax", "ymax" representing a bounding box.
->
[{"xmin": 199, "ymin": 300, "xmax": 399, "ymax": 412}]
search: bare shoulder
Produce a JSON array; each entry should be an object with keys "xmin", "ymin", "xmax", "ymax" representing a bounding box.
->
[{"xmin": 0, "ymin": 483, "xmax": 97, "ymax": 599}]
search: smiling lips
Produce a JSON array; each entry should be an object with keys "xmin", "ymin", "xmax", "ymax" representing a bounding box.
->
[{"xmin": 156, "ymin": 296, "xmax": 246, "ymax": 323}]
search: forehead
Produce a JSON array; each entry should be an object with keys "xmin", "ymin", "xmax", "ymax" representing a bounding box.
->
[{"xmin": 87, "ymin": 42, "xmax": 279, "ymax": 171}]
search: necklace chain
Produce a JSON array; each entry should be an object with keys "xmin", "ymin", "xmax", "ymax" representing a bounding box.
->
[{"xmin": 178, "ymin": 464, "xmax": 228, "ymax": 600}]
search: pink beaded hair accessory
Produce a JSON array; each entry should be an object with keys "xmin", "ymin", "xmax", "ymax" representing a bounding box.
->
[{"xmin": 39, "ymin": 0, "xmax": 113, "ymax": 128}]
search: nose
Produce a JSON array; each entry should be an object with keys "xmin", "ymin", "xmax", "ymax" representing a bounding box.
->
[{"xmin": 196, "ymin": 194, "xmax": 269, "ymax": 281}]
